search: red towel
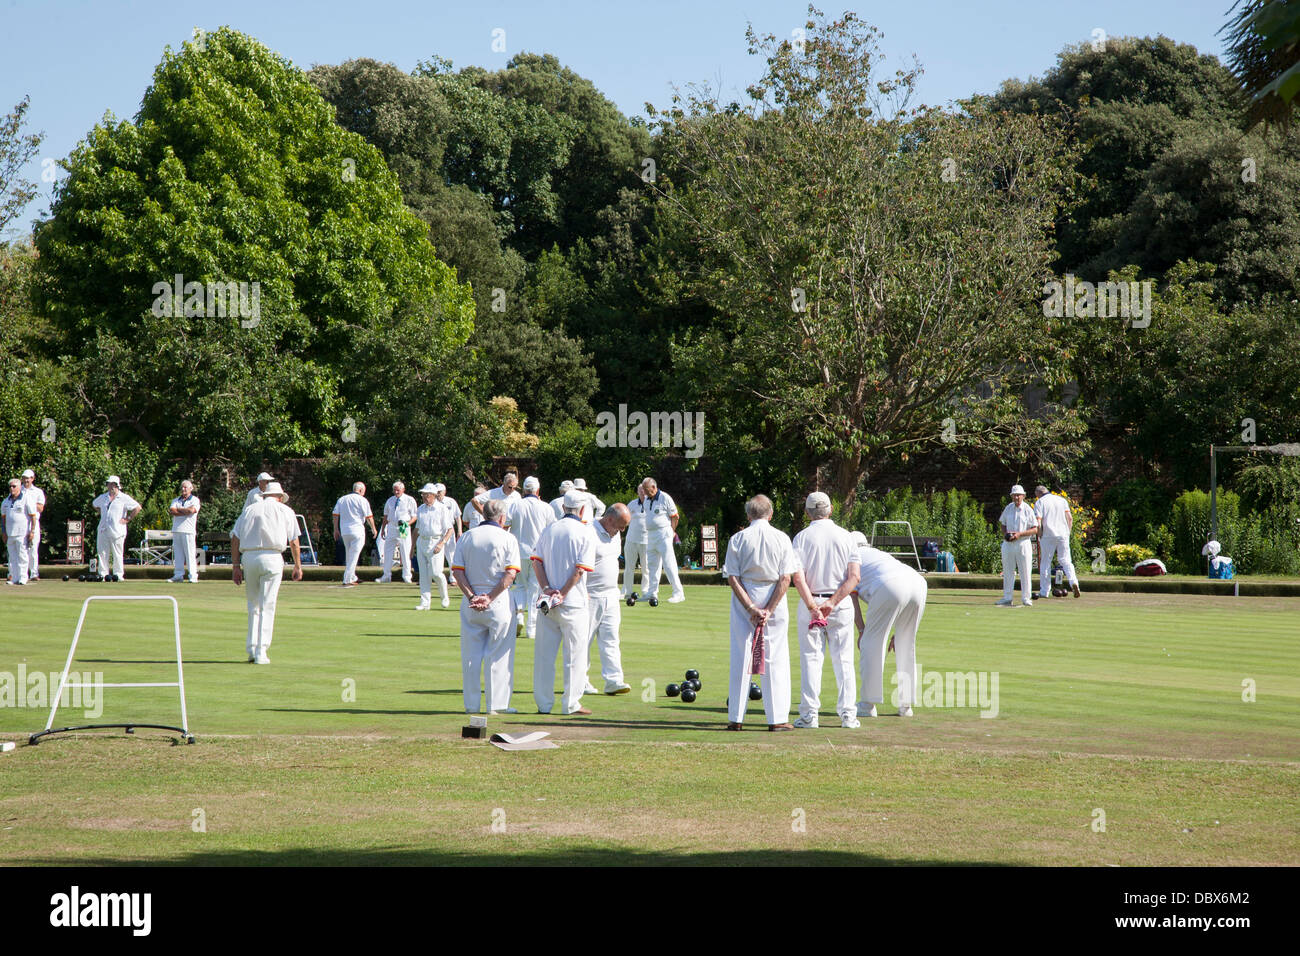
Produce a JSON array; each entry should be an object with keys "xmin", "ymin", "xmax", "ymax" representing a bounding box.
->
[{"xmin": 751, "ymin": 622, "xmax": 766, "ymax": 676}]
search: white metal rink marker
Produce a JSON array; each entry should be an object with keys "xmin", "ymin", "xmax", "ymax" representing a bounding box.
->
[{"xmin": 29, "ymin": 595, "xmax": 195, "ymax": 745}]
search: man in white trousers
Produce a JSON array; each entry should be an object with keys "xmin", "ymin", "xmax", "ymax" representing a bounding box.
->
[
  {"xmin": 332, "ymin": 482, "xmax": 377, "ymax": 587},
  {"xmin": 642, "ymin": 477, "xmax": 685, "ymax": 606},
  {"xmin": 852, "ymin": 532, "xmax": 927, "ymax": 717},
  {"xmin": 413, "ymin": 483, "xmax": 454, "ymax": 610},
  {"xmin": 245, "ymin": 472, "xmax": 274, "ymax": 507},
  {"xmin": 997, "ymin": 484, "xmax": 1038, "ymax": 606},
  {"xmin": 585, "ymin": 503, "xmax": 632, "ymax": 695},
  {"xmin": 622, "ymin": 481, "xmax": 649, "ymax": 601},
  {"xmin": 531, "ymin": 489, "xmax": 598, "ymax": 716},
  {"xmin": 377, "ymin": 480, "xmax": 418, "ymax": 583},
  {"xmin": 549, "ymin": 480, "xmax": 575, "ymax": 520},
  {"xmin": 91, "ymin": 476, "xmax": 140, "ymax": 580},
  {"xmin": 168, "ymin": 479, "xmax": 201, "ymax": 583},
  {"xmin": 450, "ymin": 498, "xmax": 521, "ymax": 714},
  {"xmin": 19, "ymin": 469, "xmax": 44, "ymax": 580},
  {"xmin": 232, "ymin": 482, "xmax": 302, "ymax": 663},
  {"xmin": 790, "ymin": 492, "xmax": 862, "ymax": 729},
  {"xmin": 2, "ymin": 479, "xmax": 35, "ymax": 585},
  {"xmin": 723, "ymin": 494, "xmax": 798, "ymax": 731},
  {"xmin": 1034, "ymin": 484, "xmax": 1080, "ymax": 599},
  {"xmin": 505, "ymin": 476, "xmax": 555, "ymax": 639}
]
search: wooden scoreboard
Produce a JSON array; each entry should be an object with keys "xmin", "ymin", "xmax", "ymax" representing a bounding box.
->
[
  {"xmin": 701, "ymin": 524, "xmax": 718, "ymax": 569},
  {"xmin": 66, "ymin": 519, "xmax": 84, "ymax": 563}
]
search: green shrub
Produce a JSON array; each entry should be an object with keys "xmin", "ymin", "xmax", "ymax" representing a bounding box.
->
[{"xmin": 846, "ymin": 487, "xmax": 1000, "ymax": 573}]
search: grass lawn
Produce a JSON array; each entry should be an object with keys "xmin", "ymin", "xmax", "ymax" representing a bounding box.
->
[{"xmin": 1, "ymin": 577, "xmax": 1296, "ymax": 865}]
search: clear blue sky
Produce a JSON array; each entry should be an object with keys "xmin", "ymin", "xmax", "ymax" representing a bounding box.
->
[{"xmin": 2, "ymin": 0, "xmax": 1237, "ymax": 239}]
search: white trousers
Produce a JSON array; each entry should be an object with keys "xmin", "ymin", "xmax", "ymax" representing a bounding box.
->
[
  {"xmin": 586, "ymin": 591, "xmax": 625, "ymax": 687},
  {"xmin": 728, "ymin": 584, "xmax": 791, "ymax": 725},
  {"xmin": 1038, "ymin": 532, "xmax": 1078, "ymax": 595},
  {"xmin": 25, "ymin": 520, "xmax": 39, "ymax": 578},
  {"xmin": 243, "ymin": 551, "xmax": 285, "ymax": 656},
  {"xmin": 645, "ymin": 528, "xmax": 684, "ymax": 599},
  {"xmin": 380, "ymin": 529, "xmax": 412, "ymax": 581},
  {"xmin": 171, "ymin": 531, "xmax": 198, "ymax": 582},
  {"xmin": 97, "ymin": 532, "xmax": 126, "ymax": 578},
  {"xmin": 6, "ymin": 538, "xmax": 28, "ymax": 584},
  {"xmin": 796, "ymin": 600, "xmax": 857, "ymax": 721},
  {"xmin": 416, "ymin": 544, "xmax": 449, "ymax": 605},
  {"xmin": 859, "ymin": 575, "xmax": 926, "ymax": 707},
  {"xmin": 533, "ymin": 601, "xmax": 590, "ymax": 714},
  {"xmin": 509, "ymin": 556, "xmax": 543, "ymax": 637},
  {"xmin": 1001, "ymin": 539, "xmax": 1034, "ymax": 601},
  {"xmin": 622, "ymin": 538, "xmax": 649, "ymax": 596},
  {"xmin": 460, "ymin": 594, "xmax": 515, "ymax": 712},
  {"xmin": 341, "ymin": 532, "xmax": 364, "ymax": 584}
]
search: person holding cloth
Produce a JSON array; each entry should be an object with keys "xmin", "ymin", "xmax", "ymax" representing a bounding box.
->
[
  {"xmin": 531, "ymin": 489, "xmax": 599, "ymax": 716},
  {"xmin": 377, "ymin": 480, "xmax": 418, "ymax": 584},
  {"xmin": 997, "ymin": 484, "xmax": 1038, "ymax": 607}
]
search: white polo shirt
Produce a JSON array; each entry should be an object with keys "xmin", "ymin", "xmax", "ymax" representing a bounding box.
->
[
  {"xmin": 450, "ymin": 522, "xmax": 521, "ymax": 594},
  {"xmin": 169, "ymin": 493, "xmax": 201, "ymax": 535},
  {"xmin": 507, "ymin": 495, "xmax": 556, "ymax": 551},
  {"xmin": 462, "ymin": 499, "xmax": 483, "ymax": 530},
  {"xmin": 1034, "ymin": 493, "xmax": 1071, "ymax": 538},
  {"xmin": 588, "ymin": 519, "xmax": 623, "ymax": 597},
  {"xmin": 333, "ymin": 493, "xmax": 373, "ymax": 537},
  {"xmin": 21, "ymin": 485, "xmax": 45, "ymax": 526},
  {"xmin": 383, "ymin": 493, "xmax": 418, "ymax": 530},
  {"xmin": 855, "ymin": 545, "xmax": 923, "ymax": 600},
  {"xmin": 625, "ymin": 498, "xmax": 649, "ymax": 546},
  {"xmin": 244, "ymin": 485, "xmax": 266, "ymax": 507},
  {"xmin": 644, "ymin": 491, "xmax": 677, "ymax": 533},
  {"xmin": 792, "ymin": 518, "xmax": 860, "ymax": 607},
  {"xmin": 2, "ymin": 493, "xmax": 35, "ymax": 537},
  {"xmin": 999, "ymin": 501, "xmax": 1038, "ymax": 535},
  {"xmin": 723, "ymin": 518, "xmax": 799, "ymax": 604},
  {"xmin": 475, "ymin": 485, "xmax": 521, "ymax": 512},
  {"xmin": 92, "ymin": 491, "xmax": 140, "ymax": 538},
  {"xmin": 415, "ymin": 502, "xmax": 453, "ymax": 545},
  {"xmin": 233, "ymin": 497, "xmax": 298, "ymax": 552},
  {"xmin": 439, "ymin": 496, "xmax": 459, "ymax": 526},
  {"xmin": 531, "ymin": 514, "xmax": 598, "ymax": 609}
]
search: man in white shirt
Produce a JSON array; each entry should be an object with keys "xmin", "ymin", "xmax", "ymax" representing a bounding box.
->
[
  {"xmin": 245, "ymin": 472, "xmax": 274, "ymax": 507},
  {"xmin": 450, "ymin": 498, "xmax": 521, "ymax": 714},
  {"xmin": 231, "ymin": 481, "xmax": 302, "ymax": 663},
  {"xmin": 722, "ymin": 494, "xmax": 799, "ymax": 731},
  {"xmin": 435, "ymin": 484, "xmax": 461, "ymax": 538},
  {"xmin": 571, "ymin": 478, "xmax": 606, "ymax": 522},
  {"xmin": 549, "ymin": 480, "xmax": 575, "ymax": 520},
  {"xmin": 19, "ymin": 469, "xmax": 44, "ymax": 581},
  {"xmin": 377, "ymin": 480, "xmax": 418, "ymax": 584},
  {"xmin": 168, "ymin": 479, "xmax": 201, "ymax": 583},
  {"xmin": 531, "ymin": 489, "xmax": 599, "ymax": 716},
  {"xmin": 622, "ymin": 481, "xmax": 649, "ymax": 602},
  {"xmin": 505, "ymin": 476, "xmax": 556, "ymax": 640},
  {"xmin": 790, "ymin": 492, "xmax": 862, "ymax": 729},
  {"xmin": 2, "ymin": 479, "xmax": 35, "ymax": 585},
  {"xmin": 642, "ymin": 477, "xmax": 685, "ymax": 605},
  {"xmin": 472, "ymin": 472, "xmax": 520, "ymax": 518},
  {"xmin": 997, "ymin": 484, "xmax": 1039, "ymax": 607},
  {"xmin": 413, "ymin": 483, "xmax": 454, "ymax": 610},
  {"xmin": 462, "ymin": 484, "xmax": 487, "ymax": 531},
  {"xmin": 852, "ymin": 531, "xmax": 927, "ymax": 718},
  {"xmin": 1034, "ymin": 484, "xmax": 1080, "ymax": 599},
  {"xmin": 332, "ymin": 482, "xmax": 377, "ymax": 587},
  {"xmin": 585, "ymin": 503, "xmax": 633, "ymax": 696},
  {"xmin": 91, "ymin": 476, "xmax": 141, "ymax": 580}
]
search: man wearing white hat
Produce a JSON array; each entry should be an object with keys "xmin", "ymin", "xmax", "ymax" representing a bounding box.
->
[
  {"xmin": 997, "ymin": 485, "xmax": 1038, "ymax": 606},
  {"xmin": 505, "ymin": 476, "xmax": 556, "ymax": 639},
  {"xmin": 585, "ymin": 503, "xmax": 633, "ymax": 695},
  {"xmin": 549, "ymin": 480, "xmax": 575, "ymax": 520},
  {"xmin": 332, "ymin": 482, "xmax": 377, "ymax": 587},
  {"xmin": 642, "ymin": 477, "xmax": 685, "ymax": 606},
  {"xmin": 570, "ymin": 478, "xmax": 605, "ymax": 522},
  {"xmin": 622, "ymin": 481, "xmax": 649, "ymax": 602},
  {"xmin": 91, "ymin": 476, "xmax": 140, "ymax": 580},
  {"xmin": 231, "ymin": 481, "xmax": 302, "ymax": 663},
  {"xmin": 790, "ymin": 492, "xmax": 862, "ymax": 729},
  {"xmin": 377, "ymin": 480, "xmax": 418, "ymax": 584},
  {"xmin": 168, "ymin": 479, "xmax": 202, "ymax": 583},
  {"xmin": 851, "ymin": 530, "xmax": 927, "ymax": 718},
  {"xmin": 1034, "ymin": 484, "xmax": 1080, "ymax": 599},
  {"xmin": 413, "ymin": 483, "xmax": 455, "ymax": 610},
  {"xmin": 245, "ymin": 472, "xmax": 274, "ymax": 507},
  {"xmin": 19, "ymin": 469, "xmax": 44, "ymax": 581},
  {"xmin": 450, "ymin": 498, "xmax": 521, "ymax": 713},
  {"xmin": 722, "ymin": 494, "xmax": 799, "ymax": 731},
  {"xmin": 531, "ymin": 488, "xmax": 599, "ymax": 716},
  {"xmin": 2, "ymin": 479, "xmax": 35, "ymax": 585}
]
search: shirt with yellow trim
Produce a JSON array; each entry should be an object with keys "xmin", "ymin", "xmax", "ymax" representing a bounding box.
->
[
  {"xmin": 530, "ymin": 514, "xmax": 598, "ymax": 609},
  {"xmin": 450, "ymin": 522, "xmax": 521, "ymax": 596}
]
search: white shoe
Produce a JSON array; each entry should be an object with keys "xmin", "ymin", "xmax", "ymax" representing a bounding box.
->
[
  {"xmin": 792, "ymin": 715, "xmax": 819, "ymax": 729},
  {"xmin": 255, "ymin": 652, "xmax": 270, "ymax": 665},
  {"xmin": 169, "ymin": 577, "xmax": 182, "ymax": 583},
  {"xmin": 995, "ymin": 597, "xmax": 1013, "ymax": 606},
  {"xmin": 441, "ymin": 598, "xmax": 450, "ymax": 608},
  {"xmin": 861, "ymin": 703, "xmax": 877, "ymax": 718},
  {"xmin": 604, "ymin": 682, "xmax": 632, "ymax": 695},
  {"xmin": 1022, "ymin": 599, "xmax": 1033, "ymax": 607},
  {"xmin": 583, "ymin": 682, "xmax": 600, "ymax": 695},
  {"xmin": 898, "ymin": 705, "xmax": 913, "ymax": 717},
  {"xmin": 415, "ymin": 602, "xmax": 430, "ymax": 611},
  {"xmin": 667, "ymin": 593, "xmax": 685, "ymax": 604},
  {"xmin": 841, "ymin": 715, "xmax": 861, "ymax": 729},
  {"xmin": 402, "ymin": 577, "xmax": 413, "ymax": 584},
  {"xmin": 377, "ymin": 577, "xmax": 391, "ymax": 584},
  {"xmin": 490, "ymin": 707, "xmax": 519, "ymax": 715}
]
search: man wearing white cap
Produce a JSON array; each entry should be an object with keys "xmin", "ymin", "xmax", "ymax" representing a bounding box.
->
[
  {"xmin": 505, "ymin": 476, "xmax": 556, "ymax": 639},
  {"xmin": 19, "ymin": 469, "xmax": 44, "ymax": 581},
  {"xmin": 531, "ymin": 488, "xmax": 599, "ymax": 716},
  {"xmin": 570, "ymin": 478, "xmax": 606, "ymax": 522},
  {"xmin": 642, "ymin": 477, "xmax": 685, "ymax": 606},
  {"xmin": 997, "ymin": 485, "xmax": 1038, "ymax": 607},
  {"xmin": 549, "ymin": 480, "xmax": 575, "ymax": 520},
  {"xmin": 2, "ymin": 479, "xmax": 35, "ymax": 585},
  {"xmin": 851, "ymin": 530, "xmax": 927, "ymax": 718},
  {"xmin": 1034, "ymin": 484, "xmax": 1080, "ymax": 599},
  {"xmin": 790, "ymin": 492, "xmax": 861, "ymax": 729},
  {"xmin": 231, "ymin": 481, "xmax": 302, "ymax": 663},
  {"xmin": 377, "ymin": 480, "xmax": 418, "ymax": 584},
  {"xmin": 168, "ymin": 480, "xmax": 202, "ymax": 583},
  {"xmin": 586, "ymin": 503, "xmax": 633, "ymax": 695},
  {"xmin": 413, "ymin": 483, "xmax": 454, "ymax": 610},
  {"xmin": 332, "ymin": 482, "xmax": 377, "ymax": 587},
  {"xmin": 622, "ymin": 481, "xmax": 649, "ymax": 602},
  {"xmin": 472, "ymin": 471, "xmax": 521, "ymax": 518},
  {"xmin": 722, "ymin": 494, "xmax": 799, "ymax": 731},
  {"xmin": 91, "ymin": 476, "xmax": 140, "ymax": 580},
  {"xmin": 462, "ymin": 484, "xmax": 487, "ymax": 531},
  {"xmin": 245, "ymin": 472, "xmax": 274, "ymax": 507},
  {"xmin": 450, "ymin": 498, "xmax": 521, "ymax": 713}
]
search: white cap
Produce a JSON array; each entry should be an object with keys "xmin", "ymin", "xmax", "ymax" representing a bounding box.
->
[
  {"xmin": 1010, "ymin": 484, "xmax": 1026, "ymax": 496},
  {"xmin": 106, "ymin": 475, "xmax": 122, "ymax": 486},
  {"xmin": 523, "ymin": 476, "xmax": 540, "ymax": 492},
  {"xmin": 261, "ymin": 481, "xmax": 289, "ymax": 501},
  {"xmin": 848, "ymin": 530, "xmax": 868, "ymax": 548},
  {"xmin": 419, "ymin": 482, "xmax": 437, "ymax": 494},
  {"xmin": 563, "ymin": 489, "xmax": 587, "ymax": 509},
  {"xmin": 433, "ymin": 483, "xmax": 445, "ymax": 494},
  {"xmin": 21, "ymin": 469, "xmax": 34, "ymax": 478},
  {"xmin": 558, "ymin": 480, "xmax": 574, "ymax": 494},
  {"xmin": 572, "ymin": 478, "xmax": 588, "ymax": 491},
  {"xmin": 805, "ymin": 491, "xmax": 831, "ymax": 511},
  {"xmin": 257, "ymin": 472, "xmax": 273, "ymax": 482}
]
